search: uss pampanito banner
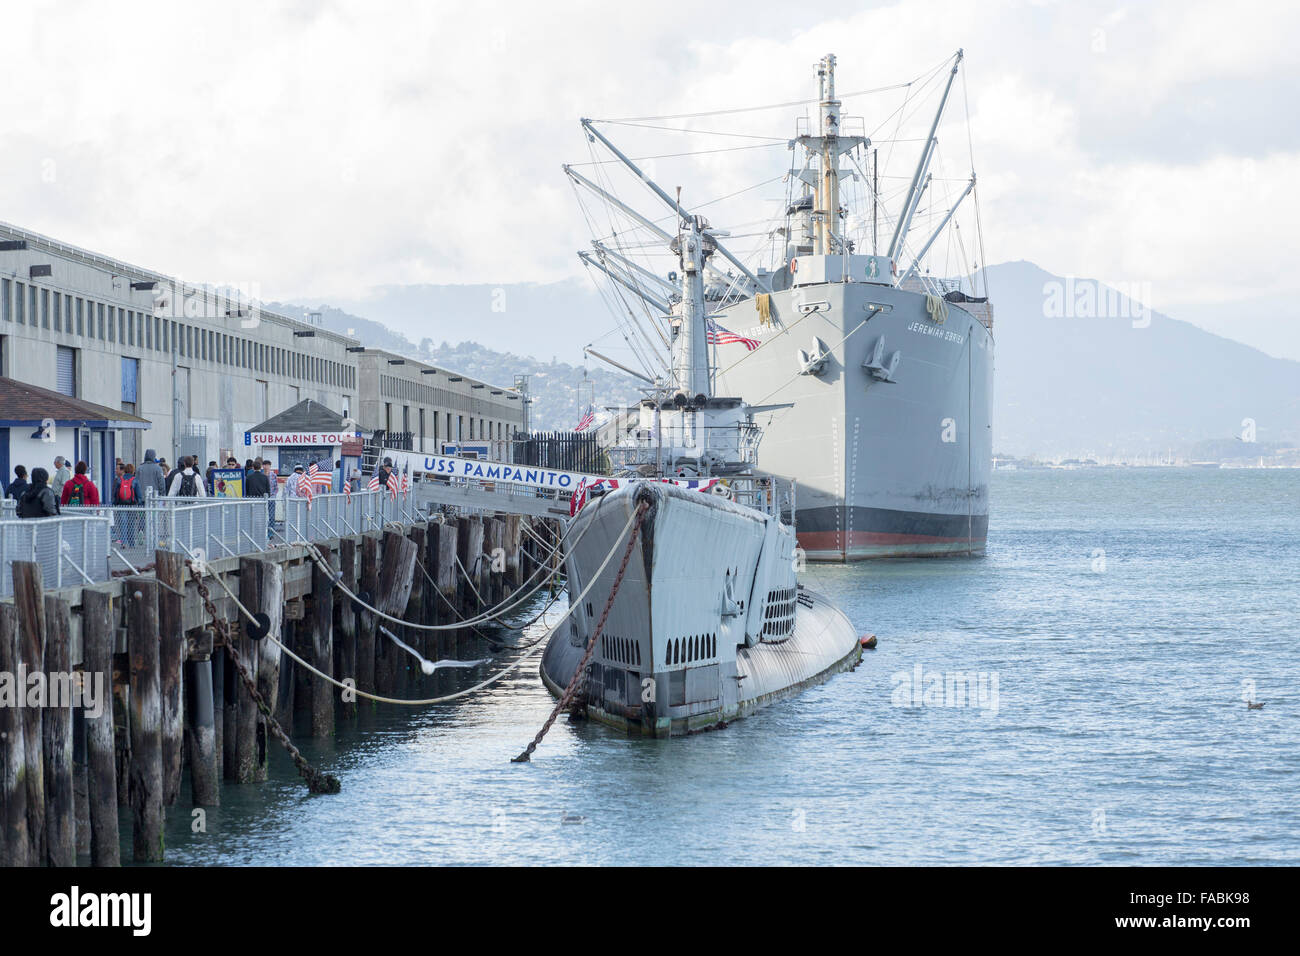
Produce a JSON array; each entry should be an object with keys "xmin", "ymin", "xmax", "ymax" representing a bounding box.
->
[{"xmin": 378, "ymin": 449, "xmax": 598, "ymax": 491}]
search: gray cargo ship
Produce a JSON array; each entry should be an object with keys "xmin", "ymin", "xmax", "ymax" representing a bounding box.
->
[{"xmin": 569, "ymin": 51, "xmax": 993, "ymax": 560}]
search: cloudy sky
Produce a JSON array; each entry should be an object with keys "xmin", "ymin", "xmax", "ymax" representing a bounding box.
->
[{"xmin": 2, "ymin": 0, "xmax": 1296, "ymax": 352}]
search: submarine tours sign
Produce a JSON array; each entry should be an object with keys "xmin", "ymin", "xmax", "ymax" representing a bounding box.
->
[{"xmin": 380, "ymin": 448, "xmax": 595, "ymax": 490}]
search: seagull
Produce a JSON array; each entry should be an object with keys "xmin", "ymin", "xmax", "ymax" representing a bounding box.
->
[{"xmin": 1246, "ymin": 700, "xmax": 1266, "ymax": 710}]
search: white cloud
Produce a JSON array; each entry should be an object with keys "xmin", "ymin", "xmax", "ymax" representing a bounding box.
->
[{"xmin": 0, "ymin": 0, "xmax": 1292, "ymax": 316}]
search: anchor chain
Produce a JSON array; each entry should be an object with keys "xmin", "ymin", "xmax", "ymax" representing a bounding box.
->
[
  {"xmin": 185, "ymin": 560, "xmax": 341, "ymax": 795},
  {"xmin": 512, "ymin": 501, "xmax": 648, "ymax": 763}
]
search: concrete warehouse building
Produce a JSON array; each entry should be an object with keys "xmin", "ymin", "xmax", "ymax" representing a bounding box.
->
[
  {"xmin": 356, "ymin": 348, "xmax": 524, "ymax": 462},
  {"xmin": 0, "ymin": 221, "xmax": 525, "ymax": 471}
]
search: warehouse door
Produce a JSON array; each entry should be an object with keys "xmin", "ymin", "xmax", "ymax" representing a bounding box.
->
[{"xmin": 56, "ymin": 345, "xmax": 77, "ymax": 396}]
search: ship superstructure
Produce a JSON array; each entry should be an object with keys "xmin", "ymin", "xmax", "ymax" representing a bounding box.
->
[{"xmin": 569, "ymin": 52, "xmax": 993, "ymax": 559}]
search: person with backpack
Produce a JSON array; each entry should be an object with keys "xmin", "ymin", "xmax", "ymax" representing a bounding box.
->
[
  {"xmin": 60, "ymin": 461, "xmax": 101, "ymax": 507},
  {"xmin": 7, "ymin": 465, "xmax": 29, "ymax": 501},
  {"xmin": 167, "ymin": 457, "xmax": 207, "ymax": 497},
  {"xmin": 114, "ymin": 463, "xmax": 140, "ymax": 505},
  {"xmin": 111, "ymin": 463, "xmax": 141, "ymax": 546},
  {"xmin": 17, "ymin": 467, "xmax": 60, "ymax": 518}
]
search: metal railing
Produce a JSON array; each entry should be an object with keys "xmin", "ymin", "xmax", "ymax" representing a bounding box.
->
[
  {"xmin": 1, "ymin": 487, "xmax": 434, "ymax": 590},
  {"xmin": 0, "ymin": 514, "xmax": 113, "ymax": 597}
]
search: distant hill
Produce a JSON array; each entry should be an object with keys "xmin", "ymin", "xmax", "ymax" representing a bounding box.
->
[
  {"xmin": 982, "ymin": 261, "xmax": 1300, "ymax": 457},
  {"xmin": 316, "ymin": 278, "xmax": 604, "ymax": 364},
  {"xmin": 266, "ymin": 299, "xmax": 641, "ymax": 432},
  {"xmin": 278, "ymin": 259, "xmax": 1300, "ymax": 456}
]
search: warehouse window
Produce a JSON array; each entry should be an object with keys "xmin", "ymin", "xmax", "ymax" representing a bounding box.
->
[
  {"xmin": 52, "ymin": 292, "xmax": 61, "ymax": 332},
  {"xmin": 75, "ymin": 298, "xmax": 83, "ymax": 335},
  {"xmin": 1, "ymin": 278, "xmax": 9, "ymax": 322}
]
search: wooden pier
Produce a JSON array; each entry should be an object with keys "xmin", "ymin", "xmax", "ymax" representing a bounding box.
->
[{"xmin": 0, "ymin": 511, "xmax": 563, "ymax": 866}]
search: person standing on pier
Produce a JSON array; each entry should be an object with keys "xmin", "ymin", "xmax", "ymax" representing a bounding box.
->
[
  {"xmin": 16, "ymin": 467, "xmax": 60, "ymax": 518},
  {"xmin": 136, "ymin": 449, "xmax": 167, "ymax": 500},
  {"xmin": 7, "ymin": 465, "xmax": 29, "ymax": 501},
  {"xmin": 288, "ymin": 464, "xmax": 311, "ymax": 497},
  {"xmin": 167, "ymin": 456, "xmax": 208, "ymax": 497},
  {"xmin": 60, "ymin": 460, "xmax": 101, "ymax": 506},
  {"xmin": 52, "ymin": 456, "xmax": 72, "ymax": 498}
]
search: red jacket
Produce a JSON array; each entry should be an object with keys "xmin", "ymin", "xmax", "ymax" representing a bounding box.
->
[{"xmin": 60, "ymin": 474, "xmax": 101, "ymax": 506}]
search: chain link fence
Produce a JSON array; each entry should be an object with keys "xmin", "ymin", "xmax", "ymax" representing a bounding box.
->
[{"xmin": 0, "ymin": 514, "xmax": 113, "ymax": 597}]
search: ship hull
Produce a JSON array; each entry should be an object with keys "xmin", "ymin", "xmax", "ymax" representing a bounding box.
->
[
  {"xmin": 715, "ymin": 278, "xmax": 994, "ymax": 560},
  {"xmin": 540, "ymin": 481, "xmax": 860, "ymax": 737}
]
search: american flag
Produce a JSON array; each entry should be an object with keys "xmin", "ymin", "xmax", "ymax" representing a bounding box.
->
[
  {"xmin": 400, "ymin": 464, "xmax": 410, "ymax": 497},
  {"xmin": 573, "ymin": 405, "xmax": 596, "ymax": 432},
  {"xmin": 298, "ymin": 469, "xmax": 314, "ymax": 508},
  {"xmin": 308, "ymin": 458, "xmax": 333, "ymax": 490},
  {"xmin": 367, "ymin": 471, "xmax": 381, "ymax": 491},
  {"xmin": 706, "ymin": 318, "xmax": 760, "ymax": 351},
  {"xmin": 569, "ymin": 477, "xmax": 620, "ymax": 516},
  {"xmin": 386, "ymin": 467, "xmax": 399, "ymax": 499}
]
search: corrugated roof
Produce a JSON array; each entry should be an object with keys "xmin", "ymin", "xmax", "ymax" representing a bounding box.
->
[
  {"xmin": 249, "ymin": 398, "xmax": 348, "ymax": 433},
  {"xmin": 0, "ymin": 376, "xmax": 151, "ymax": 427}
]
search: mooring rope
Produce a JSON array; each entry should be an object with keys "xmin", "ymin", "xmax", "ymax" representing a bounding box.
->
[
  {"xmin": 512, "ymin": 501, "xmax": 649, "ymax": 763},
  {"xmin": 192, "ymin": 505, "xmax": 640, "ymax": 708},
  {"xmin": 299, "ymin": 509, "xmax": 596, "ymax": 633}
]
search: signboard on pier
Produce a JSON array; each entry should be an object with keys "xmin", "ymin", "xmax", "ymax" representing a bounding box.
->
[
  {"xmin": 245, "ymin": 431, "xmax": 359, "ymax": 446},
  {"xmin": 380, "ymin": 448, "xmax": 596, "ymax": 491}
]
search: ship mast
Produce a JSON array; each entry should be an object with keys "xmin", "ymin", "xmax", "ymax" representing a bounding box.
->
[
  {"xmin": 794, "ymin": 55, "xmax": 866, "ymax": 260},
  {"xmin": 669, "ymin": 207, "xmax": 715, "ymax": 400},
  {"xmin": 816, "ymin": 54, "xmax": 841, "ymax": 256}
]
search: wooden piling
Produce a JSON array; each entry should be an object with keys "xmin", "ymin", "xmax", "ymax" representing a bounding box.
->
[
  {"xmin": 185, "ymin": 658, "xmax": 219, "ymax": 806},
  {"xmin": 155, "ymin": 551, "xmax": 185, "ymax": 806},
  {"xmin": 221, "ymin": 648, "xmax": 237, "ymax": 780},
  {"xmin": 457, "ymin": 517, "xmax": 485, "ymax": 617},
  {"xmin": 254, "ymin": 563, "xmax": 283, "ymax": 756},
  {"xmin": 126, "ymin": 576, "xmax": 164, "ymax": 862},
  {"xmin": 358, "ymin": 534, "xmax": 379, "ymax": 697},
  {"xmin": 239, "ymin": 557, "xmax": 282, "ymax": 782},
  {"xmin": 80, "ymin": 589, "xmax": 120, "ymax": 866},
  {"xmin": 12, "ymin": 561, "xmax": 46, "ymax": 865},
  {"xmin": 505, "ymin": 514, "xmax": 522, "ymax": 592},
  {"xmin": 41, "ymin": 595, "xmax": 75, "ymax": 867},
  {"xmin": 310, "ymin": 546, "xmax": 335, "ymax": 736},
  {"xmin": 485, "ymin": 517, "xmax": 505, "ymax": 607},
  {"xmin": 407, "ymin": 524, "xmax": 427, "ymax": 660},
  {"xmin": 429, "ymin": 520, "xmax": 459, "ymax": 659},
  {"xmin": 376, "ymin": 530, "xmax": 417, "ymax": 693},
  {"xmin": 73, "ymin": 708, "xmax": 90, "ymax": 856},
  {"xmin": 337, "ymin": 537, "xmax": 358, "ymax": 718},
  {"xmin": 0, "ymin": 603, "xmax": 29, "ymax": 867},
  {"xmin": 233, "ymin": 556, "xmax": 271, "ymax": 780},
  {"xmin": 211, "ymin": 644, "xmax": 225, "ymax": 778}
]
